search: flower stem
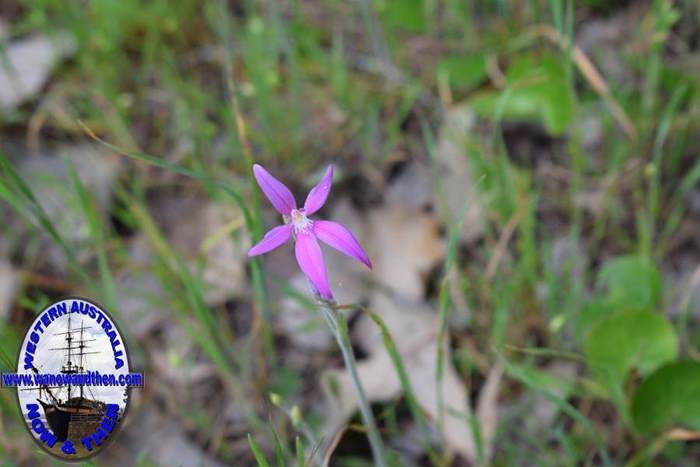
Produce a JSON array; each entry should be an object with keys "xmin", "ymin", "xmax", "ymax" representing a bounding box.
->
[{"xmin": 317, "ymin": 300, "xmax": 387, "ymax": 467}]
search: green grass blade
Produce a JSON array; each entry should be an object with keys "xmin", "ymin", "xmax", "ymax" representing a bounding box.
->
[
  {"xmin": 65, "ymin": 160, "xmax": 118, "ymax": 311},
  {"xmin": 360, "ymin": 306, "xmax": 442, "ymax": 466},
  {"xmin": 0, "ymin": 152, "xmax": 93, "ymax": 289},
  {"xmin": 435, "ymin": 197, "xmax": 472, "ymax": 437},
  {"xmin": 295, "ymin": 436, "xmax": 305, "ymax": 467},
  {"xmin": 248, "ymin": 434, "xmax": 271, "ymax": 467}
]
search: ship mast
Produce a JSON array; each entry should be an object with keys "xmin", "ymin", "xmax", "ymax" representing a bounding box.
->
[
  {"xmin": 79, "ymin": 320, "xmax": 85, "ymax": 399},
  {"xmin": 66, "ymin": 313, "xmax": 72, "ymax": 401},
  {"xmin": 49, "ymin": 314, "xmax": 98, "ymax": 405}
]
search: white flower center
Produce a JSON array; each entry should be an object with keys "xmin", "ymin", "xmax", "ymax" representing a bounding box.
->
[{"xmin": 287, "ymin": 209, "xmax": 312, "ymax": 234}]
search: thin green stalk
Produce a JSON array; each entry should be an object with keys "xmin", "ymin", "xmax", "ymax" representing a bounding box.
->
[
  {"xmin": 317, "ymin": 300, "xmax": 387, "ymax": 467},
  {"xmin": 295, "ymin": 436, "xmax": 306, "ymax": 467},
  {"xmin": 249, "ymin": 434, "xmax": 272, "ymax": 467},
  {"xmin": 643, "ymin": 83, "xmax": 687, "ymax": 258},
  {"xmin": 269, "ymin": 394, "xmax": 324, "ymax": 466}
]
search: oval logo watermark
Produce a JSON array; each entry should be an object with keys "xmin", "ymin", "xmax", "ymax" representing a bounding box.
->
[{"xmin": 1, "ymin": 298, "xmax": 143, "ymax": 461}]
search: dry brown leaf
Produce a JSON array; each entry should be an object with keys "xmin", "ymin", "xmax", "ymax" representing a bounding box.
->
[
  {"xmin": 322, "ymin": 291, "xmax": 499, "ymax": 464},
  {"xmin": 366, "ymin": 206, "xmax": 444, "ymax": 300}
]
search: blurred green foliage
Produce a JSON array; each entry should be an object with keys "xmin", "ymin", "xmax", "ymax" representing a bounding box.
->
[
  {"xmin": 472, "ymin": 54, "xmax": 575, "ymax": 134},
  {"xmin": 632, "ymin": 360, "xmax": 700, "ymax": 434}
]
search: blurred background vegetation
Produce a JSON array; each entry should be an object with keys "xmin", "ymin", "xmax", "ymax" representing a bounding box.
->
[{"xmin": 1, "ymin": 0, "xmax": 700, "ymax": 465}]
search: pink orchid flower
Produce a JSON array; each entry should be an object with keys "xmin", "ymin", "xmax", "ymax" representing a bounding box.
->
[{"xmin": 247, "ymin": 164, "xmax": 371, "ymax": 300}]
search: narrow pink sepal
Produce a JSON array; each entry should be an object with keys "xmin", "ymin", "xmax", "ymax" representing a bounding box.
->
[
  {"xmin": 248, "ymin": 224, "xmax": 292, "ymax": 256},
  {"xmin": 253, "ymin": 164, "xmax": 297, "ymax": 215},
  {"xmin": 295, "ymin": 231, "xmax": 333, "ymax": 300},
  {"xmin": 313, "ymin": 220, "xmax": 372, "ymax": 269},
  {"xmin": 303, "ymin": 165, "xmax": 334, "ymax": 216}
]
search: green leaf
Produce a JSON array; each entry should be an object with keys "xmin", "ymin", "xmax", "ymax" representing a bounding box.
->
[
  {"xmin": 632, "ymin": 360, "xmax": 700, "ymax": 434},
  {"xmin": 597, "ymin": 255, "xmax": 662, "ymax": 310},
  {"xmin": 381, "ymin": 0, "xmax": 426, "ymax": 33},
  {"xmin": 470, "ymin": 54, "xmax": 575, "ymax": 134},
  {"xmin": 436, "ymin": 54, "xmax": 486, "ymax": 89},
  {"xmin": 576, "ymin": 299, "xmax": 613, "ymax": 343},
  {"xmin": 584, "ymin": 310, "xmax": 678, "ymax": 399}
]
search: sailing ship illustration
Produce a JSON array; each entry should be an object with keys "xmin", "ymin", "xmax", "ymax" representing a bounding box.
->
[{"xmin": 24, "ymin": 314, "xmax": 108, "ymax": 442}]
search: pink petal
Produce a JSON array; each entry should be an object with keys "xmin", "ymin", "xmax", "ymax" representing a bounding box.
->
[
  {"xmin": 303, "ymin": 165, "xmax": 334, "ymax": 216},
  {"xmin": 314, "ymin": 220, "xmax": 372, "ymax": 269},
  {"xmin": 248, "ymin": 224, "xmax": 292, "ymax": 256},
  {"xmin": 295, "ymin": 232, "xmax": 333, "ymax": 300},
  {"xmin": 253, "ymin": 164, "xmax": 296, "ymax": 215}
]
